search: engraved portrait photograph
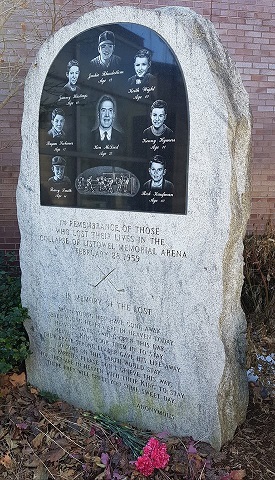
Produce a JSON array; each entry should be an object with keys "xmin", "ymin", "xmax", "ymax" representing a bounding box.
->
[{"xmin": 39, "ymin": 23, "xmax": 189, "ymax": 213}]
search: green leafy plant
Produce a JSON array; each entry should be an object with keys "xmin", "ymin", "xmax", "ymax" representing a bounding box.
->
[
  {"xmin": 0, "ymin": 251, "xmax": 30, "ymax": 374},
  {"xmin": 92, "ymin": 413, "xmax": 149, "ymax": 457},
  {"xmin": 38, "ymin": 390, "xmax": 60, "ymax": 403}
]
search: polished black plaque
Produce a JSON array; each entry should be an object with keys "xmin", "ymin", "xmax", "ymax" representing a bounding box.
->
[{"xmin": 39, "ymin": 23, "xmax": 189, "ymax": 213}]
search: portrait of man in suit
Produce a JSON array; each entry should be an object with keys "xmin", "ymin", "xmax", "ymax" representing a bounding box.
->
[{"xmin": 90, "ymin": 95, "xmax": 125, "ymax": 153}]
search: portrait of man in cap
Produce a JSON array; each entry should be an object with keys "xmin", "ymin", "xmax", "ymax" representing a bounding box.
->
[
  {"xmin": 48, "ymin": 156, "xmax": 71, "ymax": 189},
  {"xmin": 90, "ymin": 30, "xmax": 121, "ymax": 72}
]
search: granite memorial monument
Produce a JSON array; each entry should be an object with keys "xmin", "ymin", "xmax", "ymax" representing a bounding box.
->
[{"xmin": 17, "ymin": 6, "xmax": 251, "ymax": 449}]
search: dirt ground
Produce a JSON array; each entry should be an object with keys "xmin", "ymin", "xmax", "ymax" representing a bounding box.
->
[{"xmin": 0, "ymin": 372, "xmax": 274, "ymax": 480}]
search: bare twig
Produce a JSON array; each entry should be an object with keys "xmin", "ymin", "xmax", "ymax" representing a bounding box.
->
[
  {"xmin": 33, "ymin": 426, "xmax": 84, "ymax": 465},
  {"xmin": 0, "ymin": 82, "xmax": 23, "ymax": 110},
  {"xmin": 254, "ymin": 458, "xmax": 275, "ymax": 476},
  {"xmin": 72, "ymin": 471, "xmax": 85, "ymax": 480},
  {"xmin": 26, "ymin": 441, "xmax": 56, "ymax": 479},
  {"xmin": 159, "ymin": 468, "xmax": 172, "ymax": 479},
  {"xmin": 89, "ymin": 420, "xmax": 118, "ymax": 452},
  {"xmin": 198, "ymin": 462, "xmax": 206, "ymax": 480},
  {"xmin": 39, "ymin": 410, "xmax": 85, "ymax": 450}
]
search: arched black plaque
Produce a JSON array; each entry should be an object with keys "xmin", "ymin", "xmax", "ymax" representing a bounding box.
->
[{"xmin": 39, "ymin": 23, "xmax": 189, "ymax": 214}]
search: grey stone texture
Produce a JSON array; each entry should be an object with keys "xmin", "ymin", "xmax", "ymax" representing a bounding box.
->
[{"xmin": 17, "ymin": 6, "xmax": 251, "ymax": 449}]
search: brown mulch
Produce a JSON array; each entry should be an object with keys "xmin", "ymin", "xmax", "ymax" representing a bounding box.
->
[{"xmin": 0, "ymin": 372, "xmax": 274, "ymax": 480}]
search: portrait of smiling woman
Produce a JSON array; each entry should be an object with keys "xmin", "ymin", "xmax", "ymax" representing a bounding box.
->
[
  {"xmin": 63, "ymin": 59, "xmax": 80, "ymax": 94},
  {"xmin": 128, "ymin": 49, "xmax": 156, "ymax": 87}
]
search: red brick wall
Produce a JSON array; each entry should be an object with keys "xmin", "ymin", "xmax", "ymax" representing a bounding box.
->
[{"xmin": 1, "ymin": 0, "xmax": 274, "ymax": 253}]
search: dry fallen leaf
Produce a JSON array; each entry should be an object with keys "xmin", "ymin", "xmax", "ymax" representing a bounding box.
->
[
  {"xmin": 16, "ymin": 422, "xmax": 28, "ymax": 430},
  {"xmin": 0, "ymin": 427, "xmax": 9, "ymax": 440},
  {"xmin": 4, "ymin": 434, "xmax": 18, "ymax": 450},
  {"xmin": 94, "ymin": 471, "xmax": 107, "ymax": 480},
  {"xmin": 62, "ymin": 468, "xmax": 76, "ymax": 478},
  {"xmin": 32, "ymin": 431, "xmax": 45, "ymax": 448},
  {"xmin": 91, "ymin": 455, "xmax": 102, "ymax": 464},
  {"xmin": 171, "ymin": 462, "xmax": 187, "ymax": 474},
  {"xmin": 221, "ymin": 470, "xmax": 246, "ymax": 480},
  {"xmin": 24, "ymin": 458, "xmax": 41, "ymax": 468},
  {"xmin": 30, "ymin": 386, "xmax": 39, "ymax": 395},
  {"xmin": 0, "ymin": 387, "xmax": 11, "ymax": 396},
  {"xmin": 9, "ymin": 372, "xmax": 26, "ymax": 387},
  {"xmin": 230, "ymin": 470, "xmax": 246, "ymax": 479},
  {"xmin": 33, "ymin": 463, "xmax": 50, "ymax": 480},
  {"xmin": 0, "ymin": 452, "xmax": 13, "ymax": 469},
  {"xmin": 0, "ymin": 374, "xmax": 12, "ymax": 395},
  {"xmin": 77, "ymin": 417, "xmax": 83, "ymax": 425},
  {"xmin": 46, "ymin": 447, "xmax": 66, "ymax": 463},
  {"xmin": 0, "ymin": 373, "xmax": 10, "ymax": 386}
]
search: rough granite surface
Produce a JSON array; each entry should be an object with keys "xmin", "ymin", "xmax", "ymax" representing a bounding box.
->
[{"xmin": 17, "ymin": 6, "xmax": 251, "ymax": 449}]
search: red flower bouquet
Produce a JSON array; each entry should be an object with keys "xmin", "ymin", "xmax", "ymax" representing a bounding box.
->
[{"xmin": 135, "ymin": 437, "xmax": 170, "ymax": 477}]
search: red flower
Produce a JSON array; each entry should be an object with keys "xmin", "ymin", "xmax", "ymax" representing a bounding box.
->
[
  {"xmin": 143, "ymin": 437, "xmax": 160, "ymax": 456},
  {"xmin": 135, "ymin": 437, "xmax": 170, "ymax": 476},
  {"xmin": 135, "ymin": 455, "xmax": 154, "ymax": 476},
  {"xmin": 150, "ymin": 444, "xmax": 170, "ymax": 469}
]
